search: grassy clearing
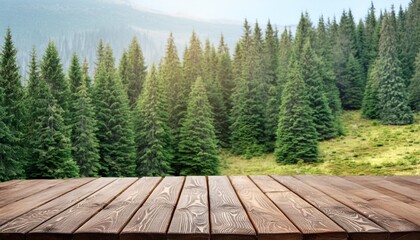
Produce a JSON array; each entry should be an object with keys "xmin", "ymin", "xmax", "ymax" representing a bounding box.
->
[{"xmin": 221, "ymin": 111, "xmax": 420, "ymax": 175}]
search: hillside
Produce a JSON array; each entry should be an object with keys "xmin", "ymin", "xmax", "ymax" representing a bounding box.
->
[
  {"xmin": 0, "ymin": 0, "xmax": 245, "ymax": 77},
  {"xmin": 221, "ymin": 111, "xmax": 420, "ymax": 175}
]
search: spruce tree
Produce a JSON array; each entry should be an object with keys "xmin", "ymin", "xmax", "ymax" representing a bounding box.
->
[
  {"xmin": 409, "ymin": 51, "xmax": 420, "ymax": 111},
  {"xmin": 82, "ymin": 58, "xmax": 92, "ymax": 89},
  {"xmin": 26, "ymin": 51, "xmax": 79, "ymax": 178},
  {"xmin": 40, "ymin": 41, "xmax": 71, "ymax": 125},
  {"xmin": 119, "ymin": 49, "xmax": 129, "ymax": 90},
  {"xmin": 0, "ymin": 28, "xmax": 25, "ymax": 178},
  {"xmin": 341, "ymin": 53, "xmax": 364, "ymax": 109},
  {"xmin": 124, "ymin": 37, "xmax": 147, "ymax": 108},
  {"xmin": 301, "ymin": 41, "xmax": 336, "ymax": 140},
  {"xmin": 69, "ymin": 55, "xmax": 100, "ymax": 177},
  {"xmin": 178, "ymin": 77, "xmax": 219, "ymax": 175},
  {"xmin": 362, "ymin": 60, "xmax": 381, "ymax": 119},
  {"xmin": 276, "ymin": 29, "xmax": 292, "ymax": 100},
  {"xmin": 378, "ymin": 15, "xmax": 413, "ymax": 125},
  {"xmin": 94, "ymin": 39, "xmax": 105, "ymax": 78},
  {"xmin": 183, "ymin": 31, "xmax": 203, "ymax": 91},
  {"xmin": 275, "ymin": 59, "xmax": 318, "ymax": 164},
  {"xmin": 216, "ymin": 35, "xmax": 234, "ymax": 114},
  {"xmin": 0, "ymin": 82, "xmax": 20, "ymax": 181},
  {"xmin": 202, "ymin": 39, "xmax": 229, "ymax": 146},
  {"xmin": 93, "ymin": 44, "xmax": 136, "ymax": 176},
  {"xmin": 135, "ymin": 65, "xmax": 172, "ymax": 176}
]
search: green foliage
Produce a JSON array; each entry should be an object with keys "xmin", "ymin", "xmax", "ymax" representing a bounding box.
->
[
  {"xmin": 301, "ymin": 41, "xmax": 336, "ymax": 140},
  {"xmin": 82, "ymin": 58, "xmax": 92, "ymax": 89},
  {"xmin": 93, "ymin": 44, "xmax": 136, "ymax": 176},
  {"xmin": 178, "ymin": 77, "xmax": 219, "ymax": 175},
  {"xmin": 26, "ymin": 51, "xmax": 79, "ymax": 178},
  {"xmin": 123, "ymin": 37, "xmax": 147, "ymax": 108},
  {"xmin": 135, "ymin": 65, "xmax": 172, "ymax": 176},
  {"xmin": 0, "ymin": 28, "xmax": 24, "ymax": 179},
  {"xmin": 216, "ymin": 35, "xmax": 234, "ymax": 114},
  {"xmin": 377, "ymin": 15, "xmax": 413, "ymax": 125},
  {"xmin": 69, "ymin": 54, "xmax": 100, "ymax": 177},
  {"xmin": 362, "ymin": 60, "xmax": 380, "ymax": 119},
  {"xmin": 409, "ymin": 51, "xmax": 420, "ymax": 111},
  {"xmin": 275, "ymin": 60, "xmax": 319, "ymax": 164},
  {"xmin": 340, "ymin": 53, "xmax": 364, "ymax": 109}
]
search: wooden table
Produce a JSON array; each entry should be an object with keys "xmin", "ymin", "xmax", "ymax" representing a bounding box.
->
[{"xmin": 0, "ymin": 176, "xmax": 419, "ymax": 240}]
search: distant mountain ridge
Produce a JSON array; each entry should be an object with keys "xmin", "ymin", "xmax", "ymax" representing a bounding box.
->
[{"xmin": 0, "ymin": 0, "xmax": 249, "ymax": 77}]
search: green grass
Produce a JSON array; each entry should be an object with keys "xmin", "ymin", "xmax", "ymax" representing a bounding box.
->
[{"xmin": 221, "ymin": 111, "xmax": 420, "ymax": 176}]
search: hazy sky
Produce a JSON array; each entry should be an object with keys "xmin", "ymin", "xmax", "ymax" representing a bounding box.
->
[{"xmin": 133, "ymin": 0, "xmax": 411, "ymax": 25}]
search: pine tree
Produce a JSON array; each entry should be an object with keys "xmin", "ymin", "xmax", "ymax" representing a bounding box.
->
[
  {"xmin": 40, "ymin": 41, "xmax": 71, "ymax": 124},
  {"xmin": 26, "ymin": 51, "xmax": 79, "ymax": 179},
  {"xmin": 216, "ymin": 35, "xmax": 234, "ymax": 114},
  {"xmin": 341, "ymin": 53, "xmax": 364, "ymax": 109},
  {"xmin": 93, "ymin": 44, "xmax": 136, "ymax": 176},
  {"xmin": 124, "ymin": 37, "xmax": 147, "ymax": 108},
  {"xmin": 275, "ymin": 59, "xmax": 318, "ymax": 164},
  {"xmin": 276, "ymin": 29, "xmax": 292, "ymax": 101},
  {"xmin": 183, "ymin": 31, "xmax": 203, "ymax": 91},
  {"xmin": 178, "ymin": 77, "xmax": 219, "ymax": 175},
  {"xmin": 365, "ymin": 2, "xmax": 378, "ymax": 67},
  {"xmin": 0, "ymin": 28, "xmax": 25, "ymax": 178},
  {"xmin": 263, "ymin": 21, "xmax": 280, "ymax": 151},
  {"xmin": 378, "ymin": 15, "xmax": 413, "ymax": 125},
  {"xmin": 401, "ymin": 0, "xmax": 420, "ymax": 81},
  {"xmin": 119, "ymin": 49, "xmax": 129, "ymax": 90},
  {"xmin": 69, "ymin": 54, "xmax": 100, "ymax": 177},
  {"xmin": 0, "ymin": 82, "xmax": 21, "ymax": 181},
  {"xmin": 94, "ymin": 39, "xmax": 104, "ymax": 78},
  {"xmin": 202, "ymin": 39, "xmax": 229, "ymax": 146},
  {"xmin": 81, "ymin": 58, "xmax": 92, "ymax": 89},
  {"xmin": 135, "ymin": 65, "xmax": 172, "ymax": 176},
  {"xmin": 301, "ymin": 41, "xmax": 336, "ymax": 140},
  {"xmin": 409, "ymin": 51, "xmax": 420, "ymax": 111},
  {"xmin": 160, "ymin": 33, "xmax": 185, "ymax": 175},
  {"xmin": 362, "ymin": 60, "xmax": 381, "ymax": 119}
]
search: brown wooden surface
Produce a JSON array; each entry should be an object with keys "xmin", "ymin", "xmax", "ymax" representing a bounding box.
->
[{"xmin": 0, "ymin": 176, "xmax": 419, "ymax": 240}]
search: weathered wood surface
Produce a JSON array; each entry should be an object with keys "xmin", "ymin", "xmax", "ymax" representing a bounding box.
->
[{"xmin": 0, "ymin": 176, "xmax": 418, "ymax": 240}]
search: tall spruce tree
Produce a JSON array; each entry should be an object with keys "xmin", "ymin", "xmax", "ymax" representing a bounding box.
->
[
  {"xmin": 362, "ymin": 59, "xmax": 381, "ymax": 119},
  {"xmin": 0, "ymin": 28, "xmax": 25, "ymax": 178},
  {"xmin": 216, "ymin": 35, "xmax": 234, "ymax": 114},
  {"xmin": 401, "ymin": 0, "xmax": 420, "ymax": 81},
  {"xmin": 69, "ymin": 54, "xmax": 100, "ymax": 177},
  {"xmin": 124, "ymin": 37, "xmax": 147, "ymax": 108},
  {"xmin": 82, "ymin": 58, "xmax": 92, "ymax": 89},
  {"xmin": 94, "ymin": 39, "xmax": 105, "ymax": 78},
  {"xmin": 93, "ymin": 44, "xmax": 136, "ymax": 176},
  {"xmin": 301, "ymin": 41, "xmax": 336, "ymax": 140},
  {"xmin": 26, "ymin": 50, "xmax": 79, "ymax": 178},
  {"xmin": 378, "ymin": 15, "xmax": 413, "ymax": 125},
  {"xmin": 135, "ymin": 65, "xmax": 172, "ymax": 176},
  {"xmin": 178, "ymin": 77, "xmax": 219, "ymax": 175},
  {"xmin": 409, "ymin": 51, "xmax": 420, "ymax": 111},
  {"xmin": 183, "ymin": 31, "xmax": 203, "ymax": 91},
  {"xmin": 275, "ymin": 59, "xmax": 318, "ymax": 164},
  {"xmin": 202, "ymin": 39, "xmax": 229, "ymax": 146},
  {"xmin": 341, "ymin": 53, "xmax": 365, "ymax": 109}
]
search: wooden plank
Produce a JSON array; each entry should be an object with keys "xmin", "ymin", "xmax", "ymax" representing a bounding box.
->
[
  {"xmin": 0, "ymin": 180, "xmax": 22, "ymax": 188},
  {"xmin": 74, "ymin": 177, "xmax": 161, "ymax": 240},
  {"xmin": 397, "ymin": 176, "xmax": 420, "ymax": 185},
  {"xmin": 0, "ymin": 178, "xmax": 116, "ymax": 240},
  {"xmin": 27, "ymin": 178, "xmax": 136, "ymax": 240},
  {"xmin": 297, "ymin": 175, "xmax": 420, "ymax": 240},
  {"xmin": 0, "ymin": 180, "xmax": 64, "ymax": 208},
  {"xmin": 0, "ymin": 178, "xmax": 92, "ymax": 226},
  {"xmin": 167, "ymin": 176, "xmax": 209, "ymax": 240},
  {"xmin": 384, "ymin": 176, "xmax": 420, "ymax": 191},
  {"xmin": 330, "ymin": 176, "xmax": 420, "ymax": 226},
  {"xmin": 229, "ymin": 176, "xmax": 301, "ymax": 240},
  {"xmin": 344, "ymin": 176, "xmax": 420, "ymax": 208},
  {"xmin": 208, "ymin": 176, "xmax": 255, "ymax": 240},
  {"xmin": 250, "ymin": 176, "xmax": 347, "ymax": 240},
  {"xmin": 271, "ymin": 175, "xmax": 388, "ymax": 240},
  {"xmin": 120, "ymin": 177, "xmax": 184, "ymax": 240}
]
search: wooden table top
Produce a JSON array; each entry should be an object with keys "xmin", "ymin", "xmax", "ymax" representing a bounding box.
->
[{"xmin": 0, "ymin": 176, "xmax": 419, "ymax": 240}]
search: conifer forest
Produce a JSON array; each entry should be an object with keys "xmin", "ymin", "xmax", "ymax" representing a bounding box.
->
[{"xmin": 0, "ymin": 1, "xmax": 419, "ymax": 180}]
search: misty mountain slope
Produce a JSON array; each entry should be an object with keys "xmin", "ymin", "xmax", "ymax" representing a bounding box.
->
[{"xmin": 0, "ymin": 0, "xmax": 244, "ymax": 77}]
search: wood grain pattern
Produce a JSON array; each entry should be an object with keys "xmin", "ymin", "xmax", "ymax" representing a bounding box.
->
[
  {"xmin": 0, "ymin": 180, "xmax": 22, "ymax": 188},
  {"xmin": 74, "ymin": 177, "xmax": 161, "ymax": 240},
  {"xmin": 120, "ymin": 176, "xmax": 184, "ymax": 240},
  {"xmin": 344, "ymin": 176, "xmax": 420, "ymax": 208},
  {"xmin": 0, "ymin": 178, "xmax": 92, "ymax": 226},
  {"xmin": 229, "ymin": 176, "xmax": 301, "ymax": 240},
  {"xmin": 167, "ymin": 176, "xmax": 209, "ymax": 240},
  {"xmin": 297, "ymin": 175, "xmax": 420, "ymax": 240},
  {"xmin": 0, "ymin": 178, "xmax": 115, "ymax": 240},
  {"xmin": 0, "ymin": 180, "xmax": 63, "ymax": 208},
  {"xmin": 27, "ymin": 178, "xmax": 136, "ymax": 240},
  {"xmin": 384, "ymin": 176, "xmax": 420, "ymax": 191},
  {"xmin": 208, "ymin": 176, "xmax": 255, "ymax": 240},
  {"xmin": 271, "ymin": 175, "xmax": 388, "ymax": 240},
  {"xmin": 330, "ymin": 176, "xmax": 420, "ymax": 226},
  {"xmin": 250, "ymin": 176, "xmax": 347, "ymax": 240}
]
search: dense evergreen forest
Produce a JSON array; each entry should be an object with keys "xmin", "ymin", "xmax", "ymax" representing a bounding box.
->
[{"xmin": 0, "ymin": 1, "xmax": 419, "ymax": 180}]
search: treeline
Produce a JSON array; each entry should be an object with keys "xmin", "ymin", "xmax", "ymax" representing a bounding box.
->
[{"xmin": 1, "ymin": 1, "xmax": 419, "ymax": 180}]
